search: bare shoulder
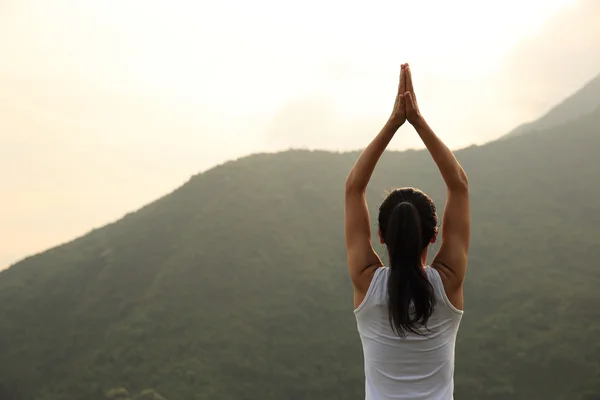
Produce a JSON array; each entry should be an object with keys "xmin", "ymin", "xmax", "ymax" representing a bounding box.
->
[
  {"xmin": 353, "ymin": 265, "xmax": 382, "ymax": 309},
  {"xmin": 431, "ymin": 261, "xmax": 464, "ymax": 311}
]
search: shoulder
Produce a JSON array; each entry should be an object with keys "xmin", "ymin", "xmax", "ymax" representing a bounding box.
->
[
  {"xmin": 353, "ymin": 266, "xmax": 387, "ymax": 310},
  {"xmin": 429, "ymin": 264, "xmax": 464, "ymax": 312}
]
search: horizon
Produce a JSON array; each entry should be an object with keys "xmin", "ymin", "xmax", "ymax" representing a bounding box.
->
[
  {"xmin": 2, "ymin": 0, "xmax": 600, "ymax": 269},
  {"xmin": 0, "ymin": 91, "xmax": 590, "ymax": 270}
]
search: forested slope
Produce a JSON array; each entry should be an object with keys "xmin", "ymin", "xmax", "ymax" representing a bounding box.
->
[{"xmin": 1, "ymin": 101, "xmax": 599, "ymax": 399}]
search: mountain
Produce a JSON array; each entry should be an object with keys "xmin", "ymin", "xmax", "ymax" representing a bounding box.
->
[
  {"xmin": 1, "ymin": 89, "xmax": 600, "ymax": 400},
  {"xmin": 502, "ymin": 72, "xmax": 600, "ymax": 139}
]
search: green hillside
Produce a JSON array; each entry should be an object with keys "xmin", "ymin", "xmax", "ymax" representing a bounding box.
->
[{"xmin": 1, "ymin": 105, "xmax": 599, "ymax": 398}]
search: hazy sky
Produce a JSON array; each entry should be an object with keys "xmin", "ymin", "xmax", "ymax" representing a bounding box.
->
[{"xmin": 1, "ymin": 0, "xmax": 600, "ymax": 269}]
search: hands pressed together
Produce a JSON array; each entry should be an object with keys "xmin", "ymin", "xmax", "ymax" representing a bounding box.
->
[{"xmin": 389, "ymin": 63, "xmax": 423, "ymax": 127}]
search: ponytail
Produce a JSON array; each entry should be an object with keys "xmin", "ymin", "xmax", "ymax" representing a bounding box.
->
[{"xmin": 385, "ymin": 201, "xmax": 436, "ymax": 337}]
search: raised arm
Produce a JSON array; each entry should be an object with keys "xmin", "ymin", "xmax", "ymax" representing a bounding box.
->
[
  {"xmin": 345, "ymin": 64, "xmax": 408, "ymax": 302},
  {"xmin": 404, "ymin": 66, "xmax": 470, "ymax": 309}
]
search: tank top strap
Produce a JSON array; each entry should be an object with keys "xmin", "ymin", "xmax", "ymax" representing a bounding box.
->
[
  {"xmin": 354, "ymin": 267, "xmax": 388, "ymax": 313},
  {"xmin": 426, "ymin": 266, "xmax": 464, "ymax": 315}
]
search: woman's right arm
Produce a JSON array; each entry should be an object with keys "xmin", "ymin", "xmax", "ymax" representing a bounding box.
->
[{"xmin": 404, "ymin": 66, "xmax": 470, "ymax": 310}]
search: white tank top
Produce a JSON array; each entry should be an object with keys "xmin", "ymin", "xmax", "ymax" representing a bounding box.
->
[{"xmin": 354, "ymin": 266, "xmax": 463, "ymax": 400}]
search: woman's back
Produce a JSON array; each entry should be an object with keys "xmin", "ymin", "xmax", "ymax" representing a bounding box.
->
[{"xmin": 354, "ymin": 267, "xmax": 463, "ymax": 400}]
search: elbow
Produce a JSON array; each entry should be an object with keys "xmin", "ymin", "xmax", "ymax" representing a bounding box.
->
[
  {"xmin": 449, "ymin": 170, "xmax": 469, "ymax": 193},
  {"xmin": 345, "ymin": 179, "xmax": 358, "ymax": 194},
  {"xmin": 345, "ymin": 174, "xmax": 364, "ymax": 194}
]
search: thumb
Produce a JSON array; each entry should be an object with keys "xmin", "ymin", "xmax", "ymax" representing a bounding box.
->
[{"xmin": 399, "ymin": 93, "xmax": 405, "ymax": 108}]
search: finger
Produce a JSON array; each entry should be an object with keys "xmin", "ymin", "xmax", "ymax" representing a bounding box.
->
[
  {"xmin": 398, "ymin": 65, "xmax": 406, "ymax": 95},
  {"xmin": 404, "ymin": 91, "xmax": 414, "ymax": 109},
  {"xmin": 405, "ymin": 65, "xmax": 414, "ymax": 95}
]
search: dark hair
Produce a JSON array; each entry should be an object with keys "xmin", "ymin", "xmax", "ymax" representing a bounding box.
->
[{"xmin": 378, "ymin": 187, "xmax": 438, "ymax": 337}]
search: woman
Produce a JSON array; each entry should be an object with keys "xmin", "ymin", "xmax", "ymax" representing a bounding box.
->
[{"xmin": 345, "ymin": 63, "xmax": 470, "ymax": 400}]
